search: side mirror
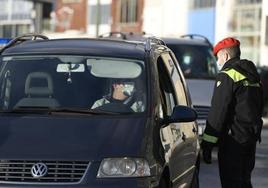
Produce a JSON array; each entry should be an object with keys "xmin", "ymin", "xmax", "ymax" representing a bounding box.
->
[{"xmin": 161, "ymin": 105, "xmax": 197, "ymax": 126}]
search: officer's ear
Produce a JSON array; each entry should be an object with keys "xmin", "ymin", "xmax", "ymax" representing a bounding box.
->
[{"xmin": 223, "ymin": 50, "xmax": 230, "ymax": 62}]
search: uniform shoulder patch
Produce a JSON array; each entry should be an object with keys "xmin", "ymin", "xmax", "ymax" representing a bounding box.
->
[{"xmin": 217, "ymin": 81, "xmax": 221, "ymax": 87}]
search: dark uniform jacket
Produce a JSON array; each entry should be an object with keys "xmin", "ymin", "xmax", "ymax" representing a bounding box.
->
[{"xmin": 203, "ymin": 57, "xmax": 263, "ymax": 145}]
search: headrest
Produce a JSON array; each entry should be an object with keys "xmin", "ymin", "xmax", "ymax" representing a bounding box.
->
[{"xmin": 25, "ymin": 72, "xmax": 53, "ymax": 96}]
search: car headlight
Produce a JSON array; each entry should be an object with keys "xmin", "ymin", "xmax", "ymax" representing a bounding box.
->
[{"xmin": 97, "ymin": 157, "xmax": 151, "ymax": 178}]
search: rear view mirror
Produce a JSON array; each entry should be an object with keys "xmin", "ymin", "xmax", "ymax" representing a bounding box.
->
[
  {"xmin": 161, "ymin": 105, "xmax": 197, "ymax": 126},
  {"xmin": 57, "ymin": 63, "xmax": 85, "ymax": 72}
]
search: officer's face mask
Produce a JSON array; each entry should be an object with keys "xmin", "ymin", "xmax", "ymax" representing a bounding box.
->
[
  {"xmin": 216, "ymin": 51, "xmax": 227, "ymax": 71},
  {"xmin": 217, "ymin": 60, "xmax": 224, "ymax": 70}
]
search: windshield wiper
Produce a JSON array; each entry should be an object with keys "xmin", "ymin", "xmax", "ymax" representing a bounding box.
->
[
  {"xmin": 0, "ymin": 107, "xmax": 126, "ymax": 115},
  {"xmin": 50, "ymin": 108, "xmax": 121, "ymax": 115}
]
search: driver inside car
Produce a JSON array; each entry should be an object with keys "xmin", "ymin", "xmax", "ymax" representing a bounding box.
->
[{"xmin": 91, "ymin": 80, "xmax": 144, "ymax": 112}]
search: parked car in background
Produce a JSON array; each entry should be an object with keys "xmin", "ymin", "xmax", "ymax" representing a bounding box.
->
[
  {"xmin": 163, "ymin": 35, "xmax": 218, "ymax": 135},
  {"xmin": 0, "ymin": 34, "xmax": 199, "ymax": 188},
  {"xmin": 0, "ymin": 38, "xmax": 12, "ymax": 49}
]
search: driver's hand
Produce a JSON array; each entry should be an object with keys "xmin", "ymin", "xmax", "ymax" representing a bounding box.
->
[{"xmin": 112, "ymin": 84, "xmax": 127, "ymax": 100}]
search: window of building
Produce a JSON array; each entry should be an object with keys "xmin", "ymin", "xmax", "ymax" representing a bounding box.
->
[
  {"xmin": 239, "ymin": 36, "xmax": 260, "ymax": 64},
  {"xmin": 236, "ymin": 0, "xmax": 262, "ymax": 4},
  {"xmin": 0, "ymin": 25, "xmax": 30, "ymax": 38},
  {"xmin": 120, "ymin": 0, "xmax": 138, "ymax": 23},
  {"xmin": 0, "ymin": 0, "xmax": 8, "ymax": 18},
  {"xmin": 0, "ymin": 0, "xmax": 33, "ymax": 21},
  {"xmin": 232, "ymin": 5, "xmax": 262, "ymax": 32},
  {"xmin": 230, "ymin": 1, "xmax": 262, "ymax": 65},
  {"xmin": 12, "ymin": 0, "xmax": 33, "ymax": 20},
  {"xmin": 191, "ymin": 0, "xmax": 216, "ymax": 9},
  {"xmin": 88, "ymin": 4, "xmax": 111, "ymax": 25}
]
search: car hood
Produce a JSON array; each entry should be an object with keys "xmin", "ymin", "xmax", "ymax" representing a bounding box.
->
[
  {"xmin": 186, "ymin": 79, "xmax": 215, "ymax": 107},
  {"xmin": 0, "ymin": 115, "xmax": 147, "ymax": 161}
]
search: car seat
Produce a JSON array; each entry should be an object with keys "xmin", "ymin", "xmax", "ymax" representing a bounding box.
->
[{"xmin": 15, "ymin": 72, "xmax": 60, "ymax": 108}]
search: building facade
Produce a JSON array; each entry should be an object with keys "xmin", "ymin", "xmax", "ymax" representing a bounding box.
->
[
  {"xmin": 188, "ymin": 0, "xmax": 216, "ymax": 43},
  {"xmin": 0, "ymin": 0, "xmax": 34, "ymax": 37},
  {"xmin": 0, "ymin": 0, "xmax": 53, "ymax": 38},
  {"xmin": 260, "ymin": 0, "xmax": 268, "ymax": 66},
  {"xmin": 143, "ymin": 0, "xmax": 189, "ymax": 37},
  {"xmin": 55, "ymin": 0, "xmax": 87, "ymax": 33},
  {"xmin": 215, "ymin": 0, "xmax": 264, "ymax": 65},
  {"xmin": 142, "ymin": 0, "xmax": 215, "ymax": 43},
  {"xmin": 87, "ymin": 0, "xmax": 111, "ymax": 37},
  {"xmin": 111, "ymin": 0, "xmax": 144, "ymax": 33}
]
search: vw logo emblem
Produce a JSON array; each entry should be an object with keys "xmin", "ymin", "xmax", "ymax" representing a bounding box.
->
[{"xmin": 31, "ymin": 163, "xmax": 48, "ymax": 178}]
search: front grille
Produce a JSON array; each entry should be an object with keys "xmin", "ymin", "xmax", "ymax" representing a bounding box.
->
[
  {"xmin": 193, "ymin": 105, "xmax": 210, "ymax": 119},
  {"xmin": 0, "ymin": 160, "xmax": 89, "ymax": 183}
]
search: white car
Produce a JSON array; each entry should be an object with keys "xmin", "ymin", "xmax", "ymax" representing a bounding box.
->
[{"xmin": 163, "ymin": 35, "xmax": 218, "ymax": 135}]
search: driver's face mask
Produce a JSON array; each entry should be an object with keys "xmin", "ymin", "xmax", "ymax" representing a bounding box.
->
[{"xmin": 122, "ymin": 82, "xmax": 135, "ymax": 97}]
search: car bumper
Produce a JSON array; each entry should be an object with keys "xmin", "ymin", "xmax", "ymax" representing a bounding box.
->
[{"xmin": 0, "ymin": 163, "xmax": 155, "ymax": 188}]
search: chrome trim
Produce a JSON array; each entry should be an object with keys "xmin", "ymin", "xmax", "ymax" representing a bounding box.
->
[
  {"xmin": 171, "ymin": 165, "xmax": 196, "ymax": 184},
  {"xmin": 0, "ymin": 160, "xmax": 90, "ymax": 185},
  {"xmin": 31, "ymin": 163, "xmax": 48, "ymax": 178}
]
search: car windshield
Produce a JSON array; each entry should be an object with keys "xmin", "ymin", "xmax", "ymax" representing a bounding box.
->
[
  {"xmin": 0, "ymin": 55, "xmax": 146, "ymax": 114},
  {"xmin": 168, "ymin": 44, "xmax": 218, "ymax": 79}
]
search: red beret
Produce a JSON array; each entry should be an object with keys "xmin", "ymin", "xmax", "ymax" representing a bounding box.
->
[{"xmin": 213, "ymin": 37, "xmax": 240, "ymax": 56}]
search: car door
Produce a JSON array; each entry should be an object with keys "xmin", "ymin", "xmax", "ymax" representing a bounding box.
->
[
  {"xmin": 156, "ymin": 54, "xmax": 189, "ymax": 186},
  {"xmin": 160, "ymin": 52, "xmax": 199, "ymax": 186}
]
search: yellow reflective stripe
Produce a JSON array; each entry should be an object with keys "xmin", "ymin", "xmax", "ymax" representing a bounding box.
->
[
  {"xmin": 243, "ymin": 80, "xmax": 260, "ymax": 87},
  {"xmin": 203, "ymin": 133, "xmax": 218, "ymax": 143},
  {"xmin": 221, "ymin": 69, "xmax": 246, "ymax": 82}
]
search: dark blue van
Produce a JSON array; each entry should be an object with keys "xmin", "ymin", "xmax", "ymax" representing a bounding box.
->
[{"xmin": 0, "ymin": 34, "xmax": 200, "ymax": 188}]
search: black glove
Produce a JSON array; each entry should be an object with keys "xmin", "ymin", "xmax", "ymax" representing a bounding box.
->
[{"xmin": 201, "ymin": 140, "xmax": 214, "ymax": 164}]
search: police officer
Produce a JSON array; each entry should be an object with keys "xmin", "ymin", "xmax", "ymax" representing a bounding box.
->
[{"xmin": 201, "ymin": 37, "xmax": 263, "ymax": 188}]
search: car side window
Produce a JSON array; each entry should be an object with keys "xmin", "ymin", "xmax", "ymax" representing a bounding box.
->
[
  {"xmin": 161, "ymin": 53, "xmax": 188, "ymax": 106},
  {"xmin": 0, "ymin": 70, "xmax": 12, "ymax": 110},
  {"xmin": 157, "ymin": 56, "xmax": 177, "ymax": 116}
]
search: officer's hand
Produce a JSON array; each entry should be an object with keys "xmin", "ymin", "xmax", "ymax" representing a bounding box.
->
[
  {"xmin": 201, "ymin": 141, "xmax": 213, "ymax": 164},
  {"xmin": 202, "ymin": 147, "xmax": 212, "ymax": 164}
]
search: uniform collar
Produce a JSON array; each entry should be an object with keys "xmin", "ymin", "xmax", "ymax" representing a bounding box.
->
[{"xmin": 222, "ymin": 57, "xmax": 240, "ymax": 70}]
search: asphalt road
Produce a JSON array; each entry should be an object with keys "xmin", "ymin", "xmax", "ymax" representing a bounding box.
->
[{"xmin": 199, "ymin": 128, "xmax": 268, "ymax": 188}]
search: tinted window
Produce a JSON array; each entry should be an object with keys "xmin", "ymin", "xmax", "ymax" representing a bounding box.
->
[
  {"xmin": 167, "ymin": 44, "xmax": 217, "ymax": 79},
  {"xmin": 157, "ymin": 56, "xmax": 177, "ymax": 116},
  {"xmin": 161, "ymin": 53, "xmax": 188, "ymax": 106}
]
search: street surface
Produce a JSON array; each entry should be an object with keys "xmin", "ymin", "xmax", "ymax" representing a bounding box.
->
[{"xmin": 199, "ymin": 128, "xmax": 268, "ymax": 188}]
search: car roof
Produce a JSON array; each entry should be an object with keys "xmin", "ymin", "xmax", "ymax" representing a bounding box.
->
[
  {"xmin": 1, "ymin": 38, "xmax": 146, "ymax": 60},
  {"xmin": 162, "ymin": 37, "xmax": 211, "ymax": 47}
]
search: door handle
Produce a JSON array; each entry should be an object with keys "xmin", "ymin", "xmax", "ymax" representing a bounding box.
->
[
  {"xmin": 192, "ymin": 126, "xmax": 197, "ymax": 134},
  {"xmin": 182, "ymin": 132, "xmax": 186, "ymax": 141}
]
